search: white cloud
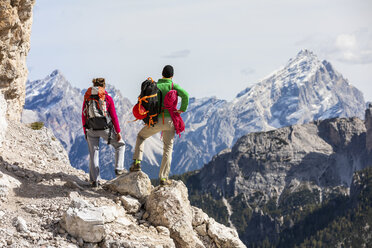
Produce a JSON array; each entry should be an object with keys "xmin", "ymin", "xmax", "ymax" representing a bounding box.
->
[
  {"xmin": 335, "ymin": 34, "xmax": 357, "ymax": 50},
  {"xmin": 334, "ymin": 31, "xmax": 372, "ymax": 64},
  {"xmin": 296, "ymin": 29, "xmax": 372, "ymax": 64}
]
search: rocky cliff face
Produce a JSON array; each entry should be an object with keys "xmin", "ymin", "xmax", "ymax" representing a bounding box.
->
[
  {"xmin": 365, "ymin": 103, "xmax": 372, "ymax": 152},
  {"xmin": 0, "ymin": 121, "xmax": 245, "ymax": 247},
  {"xmin": 0, "ymin": 0, "xmax": 35, "ymax": 121},
  {"xmin": 182, "ymin": 108, "xmax": 372, "ymax": 246},
  {"xmin": 200, "ymin": 117, "xmax": 368, "ymax": 200},
  {"xmin": 0, "ymin": 93, "xmax": 7, "ymax": 147}
]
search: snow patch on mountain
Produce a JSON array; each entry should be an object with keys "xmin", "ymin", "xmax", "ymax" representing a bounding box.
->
[{"xmin": 171, "ymin": 50, "xmax": 365, "ymax": 173}]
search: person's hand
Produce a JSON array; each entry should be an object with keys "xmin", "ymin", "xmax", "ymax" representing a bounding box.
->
[
  {"xmin": 174, "ymin": 110, "xmax": 183, "ymax": 114},
  {"xmin": 117, "ymin": 133, "xmax": 122, "ymax": 142}
]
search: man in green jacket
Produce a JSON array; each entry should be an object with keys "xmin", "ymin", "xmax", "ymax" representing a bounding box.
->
[{"xmin": 130, "ymin": 65, "xmax": 189, "ymax": 186}]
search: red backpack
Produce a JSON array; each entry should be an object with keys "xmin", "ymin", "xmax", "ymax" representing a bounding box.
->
[
  {"xmin": 163, "ymin": 83, "xmax": 185, "ymax": 137},
  {"xmin": 83, "ymin": 86, "xmax": 111, "ymax": 130}
]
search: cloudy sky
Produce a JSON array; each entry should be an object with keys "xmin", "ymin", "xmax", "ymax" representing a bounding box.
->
[{"xmin": 27, "ymin": 0, "xmax": 372, "ymax": 103}]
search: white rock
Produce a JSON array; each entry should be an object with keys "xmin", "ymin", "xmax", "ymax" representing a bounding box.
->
[
  {"xmin": 156, "ymin": 226, "xmax": 170, "ymax": 236},
  {"xmin": 192, "ymin": 207, "xmax": 209, "ymax": 227},
  {"xmin": 120, "ymin": 195, "xmax": 142, "ymax": 214},
  {"xmin": 116, "ymin": 216, "xmax": 133, "ymax": 226},
  {"xmin": 146, "ymin": 180, "xmax": 205, "ymax": 248},
  {"xmin": 98, "ymin": 205, "xmax": 125, "ymax": 223},
  {"xmin": 61, "ymin": 198, "xmax": 109, "ymax": 243},
  {"xmin": 105, "ymin": 171, "xmax": 152, "ymax": 201},
  {"xmin": 0, "ymin": 210, "xmax": 5, "ymax": 220},
  {"xmin": 13, "ymin": 216, "xmax": 28, "ymax": 232},
  {"xmin": 207, "ymin": 218, "xmax": 246, "ymax": 248},
  {"xmin": 0, "ymin": 172, "xmax": 21, "ymax": 199},
  {"xmin": 69, "ymin": 191, "xmax": 80, "ymax": 199}
]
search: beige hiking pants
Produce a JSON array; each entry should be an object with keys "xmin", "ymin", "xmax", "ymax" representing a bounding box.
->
[{"xmin": 133, "ymin": 117, "xmax": 175, "ymax": 179}]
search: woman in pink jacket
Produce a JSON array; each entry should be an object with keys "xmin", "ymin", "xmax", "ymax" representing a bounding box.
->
[{"xmin": 82, "ymin": 78, "xmax": 125, "ymax": 187}]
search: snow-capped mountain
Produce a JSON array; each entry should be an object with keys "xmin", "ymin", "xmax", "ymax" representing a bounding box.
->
[
  {"xmin": 23, "ymin": 50, "xmax": 365, "ymax": 178},
  {"xmin": 23, "ymin": 70, "xmax": 82, "ymax": 151},
  {"xmin": 171, "ymin": 50, "xmax": 365, "ymax": 173}
]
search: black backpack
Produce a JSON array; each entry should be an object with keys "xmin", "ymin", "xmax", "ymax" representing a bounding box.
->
[{"xmin": 138, "ymin": 78, "xmax": 162, "ymax": 127}]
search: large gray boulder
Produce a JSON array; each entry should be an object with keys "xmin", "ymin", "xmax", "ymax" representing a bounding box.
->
[
  {"xmin": 120, "ymin": 195, "xmax": 142, "ymax": 214},
  {"xmin": 207, "ymin": 218, "xmax": 246, "ymax": 248},
  {"xmin": 146, "ymin": 180, "xmax": 204, "ymax": 248},
  {"xmin": 61, "ymin": 198, "xmax": 125, "ymax": 243},
  {"xmin": 0, "ymin": 169, "xmax": 21, "ymax": 200},
  {"xmin": 192, "ymin": 207, "xmax": 246, "ymax": 248},
  {"xmin": 145, "ymin": 181, "xmax": 246, "ymax": 248},
  {"xmin": 104, "ymin": 171, "xmax": 152, "ymax": 201}
]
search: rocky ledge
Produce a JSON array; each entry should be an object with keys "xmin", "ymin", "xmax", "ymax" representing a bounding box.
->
[{"xmin": 0, "ymin": 121, "xmax": 246, "ymax": 248}]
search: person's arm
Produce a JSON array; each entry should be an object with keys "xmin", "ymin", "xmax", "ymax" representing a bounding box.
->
[
  {"xmin": 174, "ymin": 83, "xmax": 189, "ymax": 112},
  {"xmin": 106, "ymin": 95, "xmax": 121, "ymax": 134}
]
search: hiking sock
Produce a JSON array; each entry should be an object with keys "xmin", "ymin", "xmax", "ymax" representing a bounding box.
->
[
  {"xmin": 130, "ymin": 160, "xmax": 142, "ymax": 172},
  {"xmin": 160, "ymin": 178, "xmax": 171, "ymax": 186}
]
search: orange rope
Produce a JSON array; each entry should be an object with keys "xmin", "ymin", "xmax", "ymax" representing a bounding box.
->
[
  {"xmin": 147, "ymin": 113, "xmax": 158, "ymax": 127},
  {"xmin": 137, "ymin": 93, "xmax": 157, "ymax": 116}
]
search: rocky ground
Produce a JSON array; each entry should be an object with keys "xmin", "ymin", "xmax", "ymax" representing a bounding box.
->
[{"xmin": 0, "ymin": 121, "xmax": 246, "ymax": 248}]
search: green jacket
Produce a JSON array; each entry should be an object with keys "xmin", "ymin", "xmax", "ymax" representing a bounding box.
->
[{"xmin": 157, "ymin": 78, "xmax": 189, "ymax": 117}]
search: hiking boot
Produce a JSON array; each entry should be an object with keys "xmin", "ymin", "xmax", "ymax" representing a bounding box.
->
[
  {"xmin": 160, "ymin": 178, "xmax": 172, "ymax": 186},
  {"xmin": 115, "ymin": 169, "xmax": 126, "ymax": 177},
  {"xmin": 91, "ymin": 181, "xmax": 100, "ymax": 188},
  {"xmin": 129, "ymin": 162, "xmax": 141, "ymax": 172}
]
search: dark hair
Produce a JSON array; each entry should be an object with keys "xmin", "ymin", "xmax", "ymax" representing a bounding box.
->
[
  {"xmin": 92, "ymin": 78, "xmax": 105, "ymax": 87},
  {"xmin": 162, "ymin": 65, "xmax": 174, "ymax": 78}
]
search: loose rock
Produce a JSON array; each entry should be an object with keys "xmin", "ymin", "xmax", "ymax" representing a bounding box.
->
[
  {"xmin": 104, "ymin": 171, "xmax": 152, "ymax": 201},
  {"xmin": 120, "ymin": 195, "xmax": 142, "ymax": 214},
  {"xmin": 13, "ymin": 216, "xmax": 28, "ymax": 233}
]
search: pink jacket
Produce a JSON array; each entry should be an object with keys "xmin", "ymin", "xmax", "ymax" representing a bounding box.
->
[{"xmin": 82, "ymin": 91, "xmax": 121, "ymax": 135}]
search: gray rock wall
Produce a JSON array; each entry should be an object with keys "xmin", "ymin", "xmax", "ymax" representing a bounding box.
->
[
  {"xmin": 365, "ymin": 104, "xmax": 372, "ymax": 152},
  {"xmin": 0, "ymin": 94, "xmax": 7, "ymax": 147},
  {"xmin": 0, "ymin": 0, "xmax": 35, "ymax": 122}
]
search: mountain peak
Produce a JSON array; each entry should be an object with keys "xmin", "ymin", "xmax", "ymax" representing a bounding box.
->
[
  {"xmin": 286, "ymin": 49, "xmax": 320, "ymax": 68},
  {"xmin": 49, "ymin": 69, "xmax": 62, "ymax": 78},
  {"xmin": 297, "ymin": 49, "xmax": 315, "ymax": 57}
]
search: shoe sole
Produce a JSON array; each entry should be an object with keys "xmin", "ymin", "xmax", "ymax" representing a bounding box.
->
[{"xmin": 115, "ymin": 170, "xmax": 126, "ymax": 176}]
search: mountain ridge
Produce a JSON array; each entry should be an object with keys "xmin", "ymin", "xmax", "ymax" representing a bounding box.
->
[
  {"xmin": 0, "ymin": 120, "xmax": 246, "ymax": 248},
  {"xmin": 176, "ymin": 106, "xmax": 372, "ymax": 246},
  {"xmin": 22, "ymin": 50, "xmax": 366, "ymax": 178},
  {"xmin": 173, "ymin": 49, "xmax": 365, "ymax": 173}
]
